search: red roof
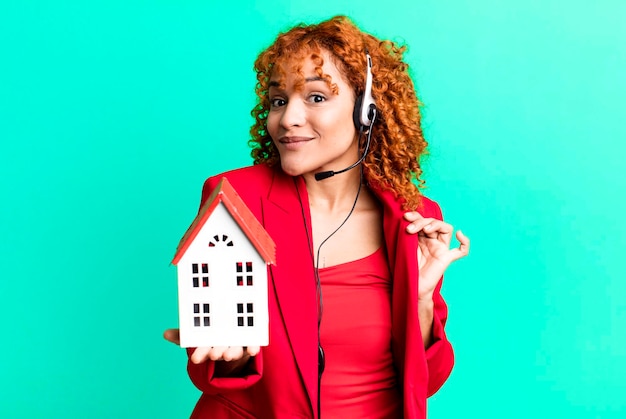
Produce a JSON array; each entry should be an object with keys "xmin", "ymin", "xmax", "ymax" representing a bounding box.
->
[{"xmin": 171, "ymin": 177, "xmax": 276, "ymax": 266}]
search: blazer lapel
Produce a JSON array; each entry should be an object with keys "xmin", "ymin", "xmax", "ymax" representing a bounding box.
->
[{"xmin": 262, "ymin": 173, "xmax": 319, "ymax": 412}]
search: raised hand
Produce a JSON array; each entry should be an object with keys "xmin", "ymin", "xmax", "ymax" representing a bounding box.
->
[{"xmin": 403, "ymin": 211, "xmax": 470, "ymax": 299}]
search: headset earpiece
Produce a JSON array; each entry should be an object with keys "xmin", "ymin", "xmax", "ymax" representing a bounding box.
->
[
  {"xmin": 352, "ymin": 94, "xmax": 365, "ymax": 130},
  {"xmin": 353, "ymin": 52, "xmax": 377, "ymax": 131}
]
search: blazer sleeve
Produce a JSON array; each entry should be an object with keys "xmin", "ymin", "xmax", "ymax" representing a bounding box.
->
[
  {"xmin": 186, "ymin": 347, "xmax": 264, "ymax": 394},
  {"xmin": 185, "ymin": 176, "xmax": 264, "ymax": 394},
  {"xmin": 423, "ymin": 200, "xmax": 455, "ymax": 397}
]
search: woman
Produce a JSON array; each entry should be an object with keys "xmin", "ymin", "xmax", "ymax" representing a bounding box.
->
[{"xmin": 165, "ymin": 15, "xmax": 469, "ymax": 418}]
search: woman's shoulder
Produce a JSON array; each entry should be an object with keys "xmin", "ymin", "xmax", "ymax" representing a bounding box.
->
[
  {"xmin": 204, "ymin": 164, "xmax": 276, "ymax": 191},
  {"xmin": 418, "ymin": 195, "xmax": 443, "ymax": 220},
  {"xmin": 209, "ymin": 163, "xmax": 274, "ymax": 181},
  {"xmin": 370, "ymin": 181, "xmax": 444, "ymax": 220}
]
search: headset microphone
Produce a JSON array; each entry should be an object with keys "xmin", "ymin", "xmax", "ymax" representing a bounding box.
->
[
  {"xmin": 314, "ymin": 114, "xmax": 376, "ymax": 180},
  {"xmin": 314, "ymin": 52, "xmax": 377, "ymax": 182}
]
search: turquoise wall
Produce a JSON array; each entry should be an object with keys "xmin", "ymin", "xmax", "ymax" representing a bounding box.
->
[{"xmin": 1, "ymin": 1, "xmax": 624, "ymax": 417}]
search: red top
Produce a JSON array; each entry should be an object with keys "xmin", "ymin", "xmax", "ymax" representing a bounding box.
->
[{"xmin": 318, "ymin": 247, "xmax": 401, "ymax": 418}]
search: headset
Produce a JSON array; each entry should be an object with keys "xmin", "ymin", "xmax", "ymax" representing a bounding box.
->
[{"xmin": 314, "ymin": 51, "xmax": 378, "ymax": 181}]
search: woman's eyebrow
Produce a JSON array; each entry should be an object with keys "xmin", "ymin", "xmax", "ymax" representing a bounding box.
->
[{"xmin": 269, "ymin": 76, "xmax": 324, "ymax": 88}]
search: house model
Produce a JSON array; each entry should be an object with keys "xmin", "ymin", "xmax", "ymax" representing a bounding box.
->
[{"xmin": 171, "ymin": 177, "xmax": 276, "ymax": 348}]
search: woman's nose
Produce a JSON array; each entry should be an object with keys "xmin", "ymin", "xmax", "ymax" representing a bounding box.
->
[{"xmin": 280, "ymin": 99, "xmax": 306, "ymax": 128}]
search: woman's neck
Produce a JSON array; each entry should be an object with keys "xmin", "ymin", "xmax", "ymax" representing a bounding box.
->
[{"xmin": 302, "ymin": 169, "xmax": 365, "ymax": 213}]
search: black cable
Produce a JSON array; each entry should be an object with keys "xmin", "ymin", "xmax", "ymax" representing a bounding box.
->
[{"xmin": 294, "ymin": 137, "xmax": 365, "ymax": 419}]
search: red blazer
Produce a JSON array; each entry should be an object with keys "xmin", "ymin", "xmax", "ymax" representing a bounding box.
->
[{"xmin": 186, "ymin": 164, "xmax": 453, "ymax": 419}]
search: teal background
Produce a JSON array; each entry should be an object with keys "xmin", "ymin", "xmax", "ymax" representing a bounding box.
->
[{"xmin": 1, "ymin": 1, "xmax": 624, "ymax": 418}]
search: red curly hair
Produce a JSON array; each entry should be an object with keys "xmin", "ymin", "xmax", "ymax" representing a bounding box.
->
[{"xmin": 249, "ymin": 15, "xmax": 428, "ymax": 209}]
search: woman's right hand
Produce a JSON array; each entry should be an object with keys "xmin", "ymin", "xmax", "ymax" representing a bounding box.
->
[
  {"xmin": 163, "ymin": 328, "xmax": 260, "ymax": 365},
  {"xmin": 163, "ymin": 328, "xmax": 181, "ymax": 345}
]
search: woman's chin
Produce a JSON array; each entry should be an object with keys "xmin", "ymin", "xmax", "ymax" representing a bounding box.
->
[{"xmin": 279, "ymin": 162, "xmax": 308, "ymax": 177}]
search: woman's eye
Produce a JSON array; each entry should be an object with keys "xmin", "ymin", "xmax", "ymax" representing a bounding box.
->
[
  {"xmin": 309, "ymin": 94, "xmax": 326, "ymax": 103},
  {"xmin": 270, "ymin": 98, "xmax": 286, "ymax": 108}
]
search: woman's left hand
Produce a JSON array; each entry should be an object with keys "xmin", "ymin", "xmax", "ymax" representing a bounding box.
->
[{"xmin": 404, "ymin": 211, "xmax": 470, "ymax": 300}]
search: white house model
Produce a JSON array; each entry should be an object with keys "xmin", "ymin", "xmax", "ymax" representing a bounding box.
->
[{"xmin": 171, "ymin": 177, "xmax": 276, "ymax": 348}]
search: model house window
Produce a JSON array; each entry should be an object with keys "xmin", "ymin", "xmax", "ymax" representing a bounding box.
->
[
  {"xmin": 236, "ymin": 261, "xmax": 254, "ymax": 286},
  {"xmin": 193, "ymin": 303, "xmax": 210, "ymax": 327},
  {"xmin": 208, "ymin": 234, "xmax": 234, "ymax": 247},
  {"xmin": 237, "ymin": 302, "xmax": 254, "ymax": 327},
  {"xmin": 191, "ymin": 263, "xmax": 209, "ymax": 288}
]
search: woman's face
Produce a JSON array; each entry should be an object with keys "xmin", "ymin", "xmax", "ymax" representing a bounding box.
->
[{"xmin": 266, "ymin": 51, "xmax": 358, "ymax": 178}]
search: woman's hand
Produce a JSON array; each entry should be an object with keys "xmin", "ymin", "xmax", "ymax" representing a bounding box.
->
[
  {"xmin": 163, "ymin": 328, "xmax": 260, "ymax": 365},
  {"xmin": 188, "ymin": 346, "xmax": 261, "ymax": 365},
  {"xmin": 404, "ymin": 211, "xmax": 470, "ymax": 300},
  {"xmin": 164, "ymin": 328, "xmax": 181, "ymax": 345}
]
